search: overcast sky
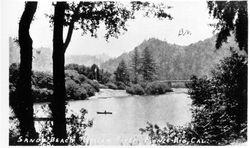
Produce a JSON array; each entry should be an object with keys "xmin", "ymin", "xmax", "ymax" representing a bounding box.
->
[{"xmin": 5, "ymin": 0, "xmax": 218, "ymax": 57}]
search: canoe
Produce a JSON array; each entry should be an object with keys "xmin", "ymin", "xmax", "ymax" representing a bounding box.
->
[{"xmin": 97, "ymin": 111, "xmax": 112, "ymax": 114}]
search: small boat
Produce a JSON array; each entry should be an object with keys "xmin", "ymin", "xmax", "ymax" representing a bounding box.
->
[{"xmin": 97, "ymin": 110, "xmax": 112, "ymax": 114}]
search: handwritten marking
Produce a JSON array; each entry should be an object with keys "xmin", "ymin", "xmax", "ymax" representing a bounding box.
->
[{"xmin": 178, "ymin": 28, "xmax": 192, "ymax": 36}]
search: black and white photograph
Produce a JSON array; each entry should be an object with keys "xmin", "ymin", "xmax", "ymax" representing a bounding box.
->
[{"xmin": 0, "ymin": 0, "xmax": 248, "ymax": 146}]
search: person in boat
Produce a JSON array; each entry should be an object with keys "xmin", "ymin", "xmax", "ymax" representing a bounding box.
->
[{"xmin": 97, "ymin": 110, "xmax": 112, "ymax": 114}]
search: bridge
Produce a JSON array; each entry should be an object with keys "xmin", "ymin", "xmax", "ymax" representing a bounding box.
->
[{"xmin": 155, "ymin": 80, "xmax": 192, "ymax": 88}]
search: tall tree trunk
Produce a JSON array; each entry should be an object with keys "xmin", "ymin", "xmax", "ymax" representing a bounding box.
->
[
  {"xmin": 51, "ymin": 2, "xmax": 67, "ymax": 145},
  {"xmin": 14, "ymin": 2, "xmax": 38, "ymax": 145}
]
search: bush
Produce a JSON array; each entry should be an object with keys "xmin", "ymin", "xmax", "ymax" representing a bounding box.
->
[
  {"xmin": 145, "ymin": 82, "xmax": 172, "ymax": 95},
  {"xmin": 65, "ymin": 78, "xmax": 92, "ymax": 100},
  {"xmin": 9, "ymin": 63, "xmax": 101, "ymax": 103},
  {"xmin": 32, "ymin": 71, "xmax": 53, "ymax": 89},
  {"xmin": 106, "ymin": 82, "xmax": 118, "ymax": 89},
  {"xmin": 65, "ymin": 70, "xmax": 81, "ymax": 84},
  {"xmin": 126, "ymin": 84, "xmax": 145, "ymax": 95},
  {"xmin": 66, "ymin": 79, "xmax": 80, "ymax": 99},
  {"xmin": 86, "ymin": 79, "xmax": 100, "ymax": 92},
  {"xmin": 74, "ymin": 86, "xmax": 88, "ymax": 100},
  {"xmin": 78, "ymin": 74, "xmax": 88, "ymax": 83},
  {"xmin": 81, "ymin": 83, "xmax": 96, "ymax": 97},
  {"xmin": 32, "ymin": 86, "xmax": 53, "ymax": 102},
  {"xmin": 99, "ymin": 84, "xmax": 108, "ymax": 89},
  {"xmin": 115, "ymin": 81, "xmax": 126, "ymax": 90}
]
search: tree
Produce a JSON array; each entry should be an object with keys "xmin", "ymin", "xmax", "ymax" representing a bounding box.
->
[
  {"xmin": 50, "ymin": 2, "xmax": 172, "ymax": 144},
  {"xmin": 51, "ymin": 2, "xmax": 68, "ymax": 144},
  {"xmin": 208, "ymin": 1, "xmax": 248, "ymax": 53},
  {"xmin": 131, "ymin": 47, "xmax": 140, "ymax": 83},
  {"xmin": 10, "ymin": 2, "xmax": 38, "ymax": 145},
  {"xmin": 89, "ymin": 64, "xmax": 100, "ymax": 81},
  {"xmin": 141, "ymin": 47, "xmax": 157, "ymax": 82},
  {"xmin": 114, "ymin": 60, "xmax": 130, "ymax": 85},
  {"xmin": 187, "ymin": 49, "xmax": 247, "ymax": 144}
]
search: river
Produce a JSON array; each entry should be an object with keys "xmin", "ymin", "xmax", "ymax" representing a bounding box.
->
[{"xmin": 33, "ymin": 88, "xmax": 192, "ymax": 145}]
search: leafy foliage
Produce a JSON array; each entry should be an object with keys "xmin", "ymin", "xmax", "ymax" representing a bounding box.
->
[
  {"xmin": 65, "ymin": 63, "xmax": 112, "ymax": 84},
  {"xmin": 145, "ymin": 81, "xmax": 172, "ymax": 95},
  {"xmin": 9, "ymin": 105, "xmax": 93, "ymax": 145},
  {"xmin": 126, "ymin": 81, "xmax": 172, "ymax": 95},
  {"xmin": 187, "ymin": 49, "xmax": 247, "ymax": 145},
  {"xmin": 48, "ymin": 1, "xmax": 172, "ymax": 40},
  {"xmin": 106, "ymin": 82, "xmax": 118, "ymax": 90},
  {"xmin": 126, "ymin": 84, "xmax": 145, "ymax": 95},
  {"xmin": 208, "ymin": 1, "xmax": 248, "ymax": 53},
  {"xmin": 9, "ymin": 63, "xmax": 101, "ymax": 102}
]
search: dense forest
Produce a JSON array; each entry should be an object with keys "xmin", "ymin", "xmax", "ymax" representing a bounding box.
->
[{"xmin": 101, "ymin": 36, "xmax": 237, "ymax": 80}]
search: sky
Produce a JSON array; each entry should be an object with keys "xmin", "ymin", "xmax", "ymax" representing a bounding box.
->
[{"xmin": 5, "ymin": 0, "xmax": 218, "ymax": 57}]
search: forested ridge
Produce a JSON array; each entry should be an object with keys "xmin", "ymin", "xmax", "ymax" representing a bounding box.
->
[
  {"xmin": 101, "ymin": 35, "xmax": 237, "ymax": 80},
  {"xmin": 10, "ymin": 35, "xmax": 237, "ymax": 80}
]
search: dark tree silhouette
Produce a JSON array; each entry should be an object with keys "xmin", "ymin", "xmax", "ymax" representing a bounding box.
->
[
  {"xmin": 114, "ymin": 60, "xmax": 130, "ymax": 85},
  {"xmin": 131, "ymin": 48, "xmax": 140, "ymax": 83},
  {"xmin": 10, "ymin": 2, "xmax": 38, "ymax": 145},
  {"xmin": 208, "ymin": 1, "xmax": 248, "ymax": 53},
  {"xmin": 90, "ymin": 64, "xmax": 100, "ymax": 81},
  {"xmin": 50, "ymin": 2, "xmax": 172, "ymax": 144},
  {"xmin": 51, "ymin": 2, "xmax": 67, "ymax": 144},
  {"xmin": 141, "ymin": 47, "xmax": 157, "ymax": 82}
]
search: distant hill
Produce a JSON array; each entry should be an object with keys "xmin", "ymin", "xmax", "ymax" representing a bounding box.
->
[
  {"xmin": 9, "ymin": 37, "xmax": 53, "ymax": 72},
  {"xmin": 9, "ymin": 37, "xmax": 111, "ymax": 72},
  {"xmin": 100, "ymin": 36, "xmax": 238, "ymax": 80},
  {"xmin": 65, "ymin": 53, "xmax": 110, "ymax": 67}
]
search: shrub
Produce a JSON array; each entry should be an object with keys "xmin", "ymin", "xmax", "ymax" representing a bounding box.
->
[
  {"xmin": 86, "ymin": 79, "xmax": 100, "ymax": 92},
  {"xmin": 126, "ymin": 84, "xmax": 145, "ymax": 95},
  {"xmin": 99, "ymin": 83, "xmax": 108, "ymax": 89},
  {"xmin": 106, "ymin": 82, "xmax": 118, "ymax": 89},
  {"xmin": 115, "ymin": 81, "xmax": 126, "ymax": 90},
  {"xmin": 78, "ymin": 74, "xmax": 88, "ymax": 83},
  {"xmin": 32, "ymin": 86, "xmax": 53, "ymax": 102},
  {"xmin": 145, "ymin": 82, "xmax": 172, "ymax": 95},
  {"xmin": 66, "ymin": 79, "xmax": 80, "ymax": 99},
  {"xmin": 74, "ymin": 86, "xmax": 88, "ymax": 100},
  {"xmin": 65, "ymin": 70, "xmax": 81, "ymax": 84},
  {"xmin": 81, "ymin": 83, "xmax": 96, "ymax": 97},
  {"xmin": 32, "ymin": 71, "xmax": 53, "ymax": 89}
]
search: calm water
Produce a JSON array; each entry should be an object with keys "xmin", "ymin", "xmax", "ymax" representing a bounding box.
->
[{"xmin": 33, "ymin": 88, "xmax": 192, "ymax": 145}]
